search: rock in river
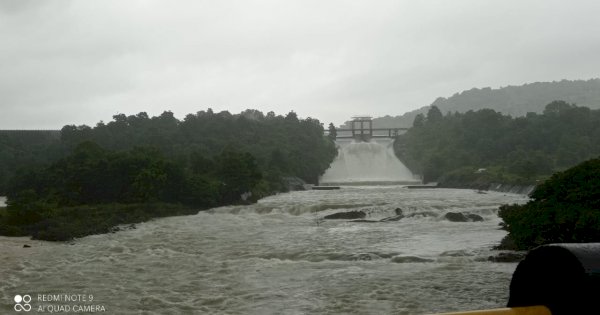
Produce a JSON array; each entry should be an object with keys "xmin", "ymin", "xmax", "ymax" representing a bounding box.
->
[
  {"xmin": 391, "ymin": 256, "xmax": 435, "ymax": 263},
  {"xmin": 465, "ymin": 214, "xmax": 484, "ymax": 222},
  {"xmin": 323, "ymin": 210, "xmax": 366, "ymax": 220},
  {"xmin": 444, "ymin": 212, "xmax": 484, "ymax": 222}
]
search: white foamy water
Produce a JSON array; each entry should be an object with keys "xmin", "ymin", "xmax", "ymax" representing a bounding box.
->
[
  {"xmin": 0, "ymin": 188, "xmax": 528, "ymax": 314},
  {"xmin": 320, "ymin": 140, "xmax": 419, "ymax": 185},
  {"xmin": 0, "ymin": 196, "xmax": 6, "ymax": 207}
]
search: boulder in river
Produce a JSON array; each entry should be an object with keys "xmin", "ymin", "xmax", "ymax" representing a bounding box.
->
[
  {"xmin": 391, "ymin": 256, "xmax": 435, "ymax": 263},
  {"xmin": 444, "ymin": 212, "xmax": 469, "ymax": 222},
  {"xmin": 323, "ymin": 210, "xmax": 366, "ymax": 220},
  {"xmin": 465, "ymin": 214, "xmax": 484, "ymax": 222},
  {"xmin": 444, "ymin": 212, "xmax": 484, "ymax": 222}
]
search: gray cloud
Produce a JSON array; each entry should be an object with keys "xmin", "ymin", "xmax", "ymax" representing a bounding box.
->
[{"xmin": 1, "ymin": 0, "xmax": 600, "ymax": 129}]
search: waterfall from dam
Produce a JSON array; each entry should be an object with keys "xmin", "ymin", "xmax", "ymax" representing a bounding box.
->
[{"xmin": 320, "ymin": 139, "xmax": 419, "ymax": 185}]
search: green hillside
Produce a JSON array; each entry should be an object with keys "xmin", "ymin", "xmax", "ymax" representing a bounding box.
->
[{"xmin": 345, "ymin": 78, "xmax": 600, "ymax": 128}]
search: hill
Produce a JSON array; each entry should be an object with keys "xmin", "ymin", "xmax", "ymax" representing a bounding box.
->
[{"xmin": 342, "ymin": 78, "xmax": 600, "ymax": 128}]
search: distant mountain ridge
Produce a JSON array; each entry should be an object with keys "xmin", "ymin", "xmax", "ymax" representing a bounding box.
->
[{"xmin": 342, "ymin": 78, "xmax": 600, "ymax": 128}]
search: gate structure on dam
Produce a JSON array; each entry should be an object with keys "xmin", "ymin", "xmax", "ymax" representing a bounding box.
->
[{"xmin": 329, "ymin": 116, "xmax": 409, "ymax": 141}]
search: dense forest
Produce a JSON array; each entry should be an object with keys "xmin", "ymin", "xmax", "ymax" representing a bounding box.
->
[
  {"xmin": 0, "ymin": 130, "xmax": 62, "ymax": 194},
  {"xmin": 498, "ymin": 158, "xmax": 600, "ymax": 250},
  {"xmin": 343, "ymin": 78, "xmax": 600, "ymax": 129},
  {"xmin": 0, "ymin": 109, "xmax": 337, "ymax": 240},
  {"xmin": 395, "ymin": 101, "xmax": 600, "ymax": 185}
]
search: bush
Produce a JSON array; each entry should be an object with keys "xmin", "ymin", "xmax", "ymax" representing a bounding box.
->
[{"xmin": 498, "ymin": 157, "xmax": 600, "ymax": 250}]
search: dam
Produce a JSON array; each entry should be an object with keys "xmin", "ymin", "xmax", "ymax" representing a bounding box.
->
[
  {"xmin": 319, "ymin": 138, "xmax": 421, "ymax": 185},
  {"xmin": 320, "ymin": 116, "xmax": 421, "ymax": 185}
]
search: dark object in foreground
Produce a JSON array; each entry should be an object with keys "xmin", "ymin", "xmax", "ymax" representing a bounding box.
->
[
  {"xmin": 431, "ymin": 243, "xmax": 600, "ymax": 315},
  {"xmin": 508, "ymin": 243, "xmax": 600, "ymax": 315}
]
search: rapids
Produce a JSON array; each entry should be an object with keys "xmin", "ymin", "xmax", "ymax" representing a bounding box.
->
[{"xmin": 0, "ymin": 187, "xmax": 528, "ymax": 314}]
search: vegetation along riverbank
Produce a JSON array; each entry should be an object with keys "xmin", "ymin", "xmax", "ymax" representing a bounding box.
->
[
  {"xmin": 395, "ymin": 101, "xmax": 600, "ymax": 186},
  {"xmin": 0, "ymin": 109, "xmax": 337, "ymax": 241},
  {"xmin": 497, "ymin": 157, "xmax": 600, "ymax": 250}
]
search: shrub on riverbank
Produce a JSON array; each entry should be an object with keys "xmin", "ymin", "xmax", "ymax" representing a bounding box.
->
[
  {"xmin": 0, "ymin": 203, "xmax": 196, "ymax": 241},
  {"xmin": 497, "ymin": 157, "xmax": 600, "ymax": 250}
]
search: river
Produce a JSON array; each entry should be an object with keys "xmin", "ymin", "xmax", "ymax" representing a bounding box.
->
[{"xmin": 0, "ymin": 187, "xmax": 528, "ymax": 314}]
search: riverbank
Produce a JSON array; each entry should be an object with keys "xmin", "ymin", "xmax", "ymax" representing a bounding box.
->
[
  {"xmin": 437, "ymin": 181, "xmax": 536, "ymax": 195},
  {"xmin": 0, "ymin": 202, "xmax": 201, "ymax": 241},
  {"xmin": 0, "ymin": 177, "xmax": 307, "ymax": 242},
  {"xmin": 435, "ymin": 169, "xmax": 538, "ymax": 195}
]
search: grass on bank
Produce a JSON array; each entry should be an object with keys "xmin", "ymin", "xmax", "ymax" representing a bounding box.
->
[{"xmin": 0, "ymin": 203, "xmax": 198, "ymax": 241}]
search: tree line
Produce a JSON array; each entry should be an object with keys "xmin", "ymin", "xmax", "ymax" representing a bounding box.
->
[
  {"xmin": 395, "ymin": 101, "xmax": 600, "ymax": 185},
  {"xmin": 0, "ymin": 109, "xmax": 337, "ymax": 240}
]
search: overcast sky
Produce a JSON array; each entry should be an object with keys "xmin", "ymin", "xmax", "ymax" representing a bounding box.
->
[{"xmin": 1, "ymin": 0, "xmax": 600, "ymax": 129}]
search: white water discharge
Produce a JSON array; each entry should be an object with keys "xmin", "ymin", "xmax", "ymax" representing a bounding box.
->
[
  {"xmin": 320, "ymin": 139, "xmax": 419, "ymax": 185},
  {"xmin": 0, "ymin": 188, "xmax": 528, "ymax": 314}
]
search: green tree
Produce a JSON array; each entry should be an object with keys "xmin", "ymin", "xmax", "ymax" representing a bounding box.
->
[
  {"xmin": 412, "ymin": 113, "xmax": 425, "ymax": 127},
  {"xmin": 327, "ymin": 123, "xmax": 337, "ymax": 141},
  {"xmin": 426, "ymin": 105, "xmax": 443, "ymax": 123},
  {"xmin": 215, "ymin": 150, "xmax": 262, "ymax": 203},
  {"xmin": 543, "ymin": 100, "xmax": 575, "ymax": 116}
]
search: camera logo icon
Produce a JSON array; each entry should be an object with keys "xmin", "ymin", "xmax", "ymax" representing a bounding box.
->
[{"xmin": 14, "ymin": 295, "xmax": 32, "ymax": 312}]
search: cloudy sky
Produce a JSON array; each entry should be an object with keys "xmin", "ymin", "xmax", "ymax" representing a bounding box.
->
[{"xmin": 1, "ymin": 0, "xmax": 600, "ymax": 129}]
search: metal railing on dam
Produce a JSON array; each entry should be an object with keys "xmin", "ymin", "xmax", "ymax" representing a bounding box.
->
[{"xmin": 429, "ymin": 243, "xmax": 600, "ymax": 315}]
